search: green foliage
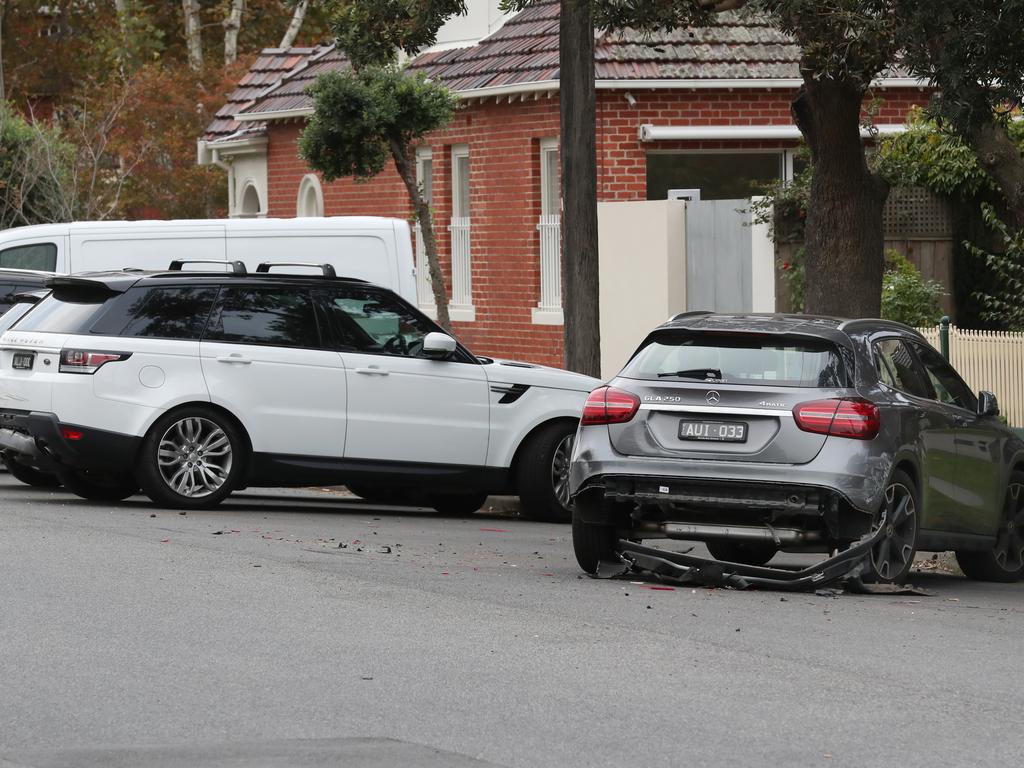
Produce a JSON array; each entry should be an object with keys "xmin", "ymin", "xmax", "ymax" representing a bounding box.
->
[
  {"xmin": 966, "ymin": 204, "xmax": 1024, "ymax": 331},
  {"xmin": 880, "ymin": 250, "xmax": 945, "ymax": 327},
  {"xmin": 328, "ymin": 0, "xmax": 468, "ymax": 69},
  {"xmin": 0, "ymin": 102, "xmax": 74, "ymax": 228},
  {"xmin": 750, "ymin": 149, "xmax": 810, "ymax": 243},
  {"xmin": 874, "ymin": 108, "xmax": 1024, "ymax": 198},
  {"xmin": 781, "ymin": 248, "xmax": 945, "ymax": 325},
  {"xmin": 299, "ymin": 65, "xmax": 457, "ymax": 182}
]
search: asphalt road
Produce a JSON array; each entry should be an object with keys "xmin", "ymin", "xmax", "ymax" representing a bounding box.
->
[{"xmin": 1, "ymin": 473, "xmax": 1022, "ymax": 768}]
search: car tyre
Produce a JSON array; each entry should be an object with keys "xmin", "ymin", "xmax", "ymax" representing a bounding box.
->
[
  {"xmin": 864, "ymin": 469, "xmax": 919, "ymax": 584},
  {"xmin": 956, "ymin": 471, "xmax": 1024, "ymax": 583},
  {"xmin": 428, "ymin": 492, "xmax": 488, "ymax": 516},
  {"xmin": 137, "ymin": 407, "xmax": 246, "ymax": 510},
  {"xmin": 706, "ymin": 539, "xmax": 778, "ymax": 566},
  {"xmin": 516, "ymin": 421, "xmax": 576, "ymax": 523},
  {"xmin": 572, "ymin": 492, "xmax": 621, "ymax": 574},
  {"xmin": 3, "ymin": 456, "xmax": 61, "ymax": 488},
  {"xmin": 55, "ymin": 467, "xmax": 137, "ymax": 501}
]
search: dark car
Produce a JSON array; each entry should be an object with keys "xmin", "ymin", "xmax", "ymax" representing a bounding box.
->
[
  {"xmin": 569, "ymin": 313, "xmax": 1024, "ymax": 584},
  {"xmin": 0, "ymin": 269, "xmax": 51, "ymax": 315}
]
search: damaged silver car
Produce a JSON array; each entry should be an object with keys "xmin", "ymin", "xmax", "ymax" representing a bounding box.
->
[{"xmin": 570, "ymin": 313, "xmax": 1024, "ymax": 585}]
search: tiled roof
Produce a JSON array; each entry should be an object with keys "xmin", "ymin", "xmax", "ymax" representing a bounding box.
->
[
  {"xmin": 221, "ymin": 3, "xmax": 908, "ymax": 126},
  {"xmin": 202, "ymin": 46, "xmax": 327, "ymax": 142}
]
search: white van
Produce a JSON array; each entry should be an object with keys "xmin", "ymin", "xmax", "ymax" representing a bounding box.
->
[{"xmin": 0, "ymin": 217, "xmax": 417, "ymax": 302}]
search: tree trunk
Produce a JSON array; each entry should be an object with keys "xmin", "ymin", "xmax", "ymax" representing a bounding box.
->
[
  {"xmin": 224, "ymin": 0, "xmax": 245, "ymax": 66},
  {"xmin": 279, "ymin": 0, "xmax": 309, "ymax": 48},
  {"xmin": 560, "ymin": 0, "xmax": 600, "ymax": 376},
  {"xmin": 965, "ymin": 119, "xmax": 1024, "ymax": 231},
  {"xmin": 181, "ymin": 0, "xmax": 203, "ymax": 71},
  {"xmin": 792, "ymin": 75, "xmax": 890, "ymax": 318},
  {"xmin": 0, "ymin": 0, "xmax": 7, "ymax": 103},
  {"xmin": 389, "ymin": 137, "xmax": 452, "ymax": 331}
]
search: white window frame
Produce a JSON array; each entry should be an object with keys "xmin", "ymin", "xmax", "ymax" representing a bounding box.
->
[
  {"xmin": 448, "ymin": 144, "xmax": 474, "ymax": 322},
  {"xmin": 296, "ymin": 174, "xmax": 324, "ymax": 217},
  {"xmin": 533, "ymin": 137, "xmax": 563, "ymax": 325},
  {"xmin": 414, "ymin": 148, "xmax": 437, "ymax": 317}
]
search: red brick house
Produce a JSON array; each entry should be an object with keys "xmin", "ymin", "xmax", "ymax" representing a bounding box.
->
[{"xmin": 199, "ymin": 1, "xmax": 930, "ymax": 368}]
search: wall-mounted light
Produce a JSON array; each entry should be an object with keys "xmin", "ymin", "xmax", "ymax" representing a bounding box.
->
[{"xmin": 624, "ymin": 92, "xmax": 637, "ymax": 107}]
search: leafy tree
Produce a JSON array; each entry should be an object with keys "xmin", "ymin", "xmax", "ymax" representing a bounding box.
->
[
  {"xmin": 966, "ymin": 205, "xmax": 1024, "ymax": 331},
  {"xmin": 300, "ymin": 65, "xmax": 459, "ymax": 328},
  {"xmin": 880, "ymin": 250, "xmax": 944, "ymax": 327},
  {"xmin": 303, "ymin": 0, "xmax": 468, "ymax": 330},
  {"xmin": 894, "ymin": 1, "xmax": 1024, "ymax": 230},
  {"xmin": 0, "ymin": 101, "xmax": 73, "ymax": 227}
]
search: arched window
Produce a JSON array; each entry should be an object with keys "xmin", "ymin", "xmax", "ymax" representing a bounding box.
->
[
  {"xmin": 239, "ymin": 182, "xmax": 262, "ymax": 217},
  {"xmin": 297, "ymin": 174, "xmax": 324, "ymax": 217}
]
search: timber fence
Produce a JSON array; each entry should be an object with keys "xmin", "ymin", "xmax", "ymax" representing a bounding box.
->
[{"xmin": 916, "ymin": 325, "xmax": 1024, "ymax": 428}]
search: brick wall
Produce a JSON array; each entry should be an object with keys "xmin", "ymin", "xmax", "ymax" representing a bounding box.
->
[{"xmin": 264, "ymin": 86, "xmax": 931, "ymax": 368}]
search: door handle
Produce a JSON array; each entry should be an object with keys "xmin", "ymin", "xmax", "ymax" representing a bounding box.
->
[
  {"xmin": 355, "ymin": 366, "xmax": 389, "ymax": 376},
  {"xmin": 216, "ymin": 354, "xmax": 252, "ymax": 365}
]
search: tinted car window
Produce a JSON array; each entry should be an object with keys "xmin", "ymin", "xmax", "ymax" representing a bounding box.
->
[
  {"xmin": 0, "ymin": 282, "xmax": 18, "ymax": 313},
  {"xmin": 205, "ymin": 287, "xmax": 320, "ymax": 348},
  {"xmin": 11, "ymin": 289, "xmax": 117, "ymax": 334},
  {"xmin": 319, "ymin": 287, "xmax": 436, "ymax": 357},
  {"xmin": 621, "ymin": 332, "xmax": 848, "ymax": 387},
  {"xmin": 91, "ymin": 286, "xmax": 218, "ymax": 340},
  {"xmin": 874, "ymin": 339, "xmax": 931, "ymax": 399},
  {"xmin": 0, "ymin": 243, "xmax": 57, "ymax": 271},
  {"xmin": 0, "ymin": 301, "xmax": 37, "ymax": 334},
  {"xmin": 912, "ymin": 342, "xmax": 977, "ymax": 411}
]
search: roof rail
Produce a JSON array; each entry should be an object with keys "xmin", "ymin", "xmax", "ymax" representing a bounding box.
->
[
  {"xmin": 668, "ymin": 310, "xmax": 714, "ymax": 322},
  {"xmin": 168, "ymin": 259, "xmax": 247, "ymax": 274},
  {"xmin": 256, "ymin": 262, "xmax": 337, "ymax": 278}
]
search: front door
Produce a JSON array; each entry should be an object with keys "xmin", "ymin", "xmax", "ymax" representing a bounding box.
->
[
  {"xmin": 200, "ymin": 285, "xmax": 347, "ymax": 459},
  {"xmin": 316, "ymin": 286, "xmax": 490, "ymax": 466}
]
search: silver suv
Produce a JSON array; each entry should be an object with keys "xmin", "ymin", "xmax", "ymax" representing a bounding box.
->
[{"xmin": 569, "ymin": 313, "xmax": 1024, "ymax": 584}]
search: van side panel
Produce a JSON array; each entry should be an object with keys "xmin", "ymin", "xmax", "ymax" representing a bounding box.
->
[
  {"xmin": 225, "ymin": 233, "xmax": 394, "ymax": 291},
  {"xmin": 69, "ymin": 227, "xmax": 226, "ymax": 272},
  {"xmin": 392, "ymin": 219, "xmax": 418, "ymax": 304}
]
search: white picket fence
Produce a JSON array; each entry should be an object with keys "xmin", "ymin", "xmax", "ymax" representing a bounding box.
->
[{"xmin": 917, "ymin": 325, "xmax": 1024, "ymax": 427}]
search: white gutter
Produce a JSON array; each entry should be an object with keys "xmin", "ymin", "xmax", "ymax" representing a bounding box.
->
[{"xmin": 639, "ymin": 123, "xmax": 908, "ymax": 142}]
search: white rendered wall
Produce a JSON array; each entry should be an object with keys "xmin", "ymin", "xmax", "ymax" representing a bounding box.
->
[{"xmin": 598, "ymin": 200, "xmax": 688, "ymax": 379}]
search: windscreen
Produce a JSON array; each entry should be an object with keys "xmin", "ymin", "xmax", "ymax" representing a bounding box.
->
[
  {"xmin": 10, "ymin": 289, "xmax": 117, "ymax": 335},
  {"xmin": 621, "ymin": 331, "xmax": 849, "ymax": 388}
]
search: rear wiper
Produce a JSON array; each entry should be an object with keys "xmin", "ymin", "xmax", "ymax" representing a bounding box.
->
[{"xmin": 658, "ymin": 368, "xmax": 723, "ymax": 379}]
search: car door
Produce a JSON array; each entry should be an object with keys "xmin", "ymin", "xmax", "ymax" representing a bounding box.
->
[
  {"xmin": 200, "ymin": 284, "xmax": 347, "ymax": 459},
  {"xmin": 874, "ymin": 338, "xmax": 962, "ymax": 532},
  {"xmin": 317, "ymin": 285, "xmax": 490, "ymax": 466},
  {"xmin": 909, "ymin": 342, "xmax": 1004, "ymax": 535}
]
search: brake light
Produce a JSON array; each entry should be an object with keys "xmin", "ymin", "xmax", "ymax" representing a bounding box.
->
[
  {"xmin": 581, "ymin": 386, "xmax": 641, "ymax": 426},
  {"xmin": 59, "ymin": 349, "xmax": 131, "ymax": 374},
  {"xmin": 793, "ymin": 398, "xmax": 880, "ymax": 440},
  {"xmin": 60, "ymin": 427, "xmax": 83, "ymax": 441}
]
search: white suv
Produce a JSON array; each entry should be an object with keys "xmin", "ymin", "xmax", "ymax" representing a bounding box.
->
[{"xmin": 0, "ymin": 263, "xmax": 599, "ymax": 519}]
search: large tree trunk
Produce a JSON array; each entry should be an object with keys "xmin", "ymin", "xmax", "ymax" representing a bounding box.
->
[
  {"xmin": 965, "ymin": 119, "xmax": 1024, "ymax": 231},
  {"xmin": 279, "ymin": 0, "xmax": 309, "ymax": 48},
  {"xmin": 389, "ymin": 137, "xmax": 452, "ymax": 331},
  {"xmin": 560, "ymin": 0, "xmax": 600, "ymax": 376},
  {"xmin": 0, "ymin": 0, "xmax": 7, "ymax": 102},
  {"xmin": 224, "ymin": 0, "xmax": 245, "ymax": 66},
  {"xmin": 792, "ymin": 75, "xmax": 889, "ymax": 318},
  {"xmin": 181, "ymin": 0, "xmax": 203, "ymax": 71}
]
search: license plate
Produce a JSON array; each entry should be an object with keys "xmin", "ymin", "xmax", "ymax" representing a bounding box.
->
[
  {"xmin": 11, "ymin": 352, "xmax": 34, "ymax": 370},
  {"xmin": 678, "ymin": 420, "xmax": 747, "ymax": 442}
]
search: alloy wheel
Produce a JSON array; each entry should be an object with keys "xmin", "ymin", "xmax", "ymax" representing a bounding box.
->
[
  {"xmin": 871, "ymin": 482, "xmax": 917, "ymax": 581},
  {"xmin": 994, "ymin": 483, "xmax": 1024, "ymax": 573},
  {"xmin": 551, "ymin": 433, "xmax": 574, "ymax": 508},
  {"xmin": 157, "ymin": 417, "xmax": 233, "ymax": 498}
]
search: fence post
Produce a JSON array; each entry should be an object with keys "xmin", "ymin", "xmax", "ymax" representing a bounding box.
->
[{"xmin": 939, "ymin": 316, "xmax": 950, "ymax": 360}]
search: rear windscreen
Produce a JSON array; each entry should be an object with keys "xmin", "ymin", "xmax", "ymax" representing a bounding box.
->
[
  {"xmin": 10, "ymin": 290, "xmax": 117, "ymax": 335},
  {"xmin": 0, "ymin": 301, "xmax": 38, "ymax": 334},
  {"xmin": 621, "ymin": 332, "xmax": 849, "ymax": 387}
]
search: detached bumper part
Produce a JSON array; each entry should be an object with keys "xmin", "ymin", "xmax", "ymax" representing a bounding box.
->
[
  {"xmin": 597, "ymin": 507, "xmax": 889, "ymax": 592},
  {"xmin": 0, "ymin": 409, "xmax": 140, "ymax": 474}
]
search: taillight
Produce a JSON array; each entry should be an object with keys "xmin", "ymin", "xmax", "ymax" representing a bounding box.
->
[
  {"xmin": 59, "ymin": 349, "xmax": 131, "ymax": 374},
  {"xmin": 581, "ymin": 386, "xmax": 641, "ymax": 426},
  {"xmin": 793, "ymin": 398, "xmax": 880, "ymax": 440}
]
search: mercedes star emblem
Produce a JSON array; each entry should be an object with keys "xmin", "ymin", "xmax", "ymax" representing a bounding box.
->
[{"xmin": 705, "ymin": 391, "xmax": 721, "ymax": 405}]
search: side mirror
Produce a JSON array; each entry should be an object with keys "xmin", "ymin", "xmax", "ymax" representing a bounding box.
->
[
  {"xmin": 422, "ymin": 331, "xmax": 457, "ymax": 360},
  {"xmin": 978, "ymin": 390, "xmax": 999, "ymax": 418}
]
